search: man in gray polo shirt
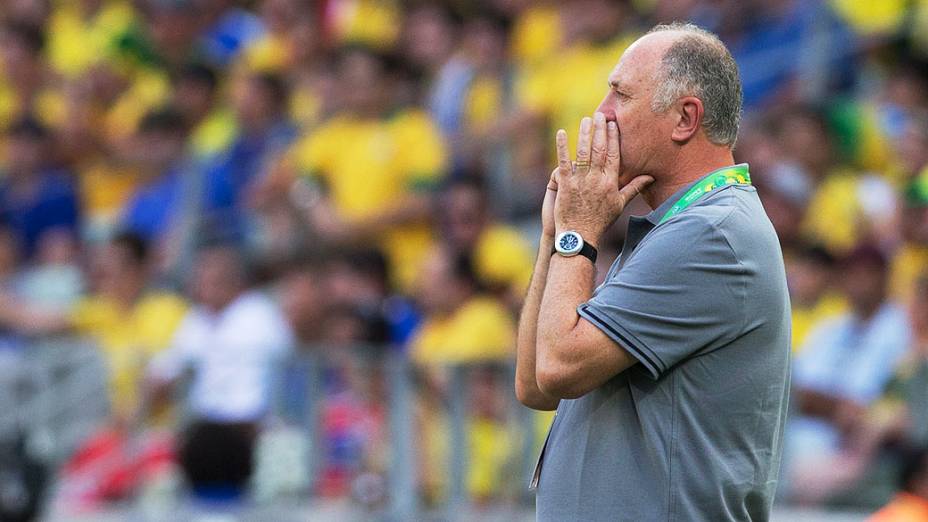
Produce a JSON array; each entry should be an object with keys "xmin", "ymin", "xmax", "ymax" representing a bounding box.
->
[{"xmin": 514, "ymin": 22, "xmax": 790, "ymax": 521}]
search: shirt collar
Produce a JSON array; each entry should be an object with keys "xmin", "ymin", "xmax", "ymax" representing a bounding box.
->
[{"xmin": 643, "ymin": 163, "xmax": 747, "ymax": 225}]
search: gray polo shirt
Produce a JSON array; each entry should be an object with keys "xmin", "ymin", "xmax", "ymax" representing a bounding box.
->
[{"xmin": 535, "ymin": 174, "xmax": 791, "ymax": 521}]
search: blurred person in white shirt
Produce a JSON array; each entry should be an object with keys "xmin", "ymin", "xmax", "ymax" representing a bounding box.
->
[{"xmin": 147, "ymin": 242, "xmax": 293, "ymax": 501}]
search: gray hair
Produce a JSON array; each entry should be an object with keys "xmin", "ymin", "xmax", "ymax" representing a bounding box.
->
[{"xmin": 647, "ymin": 22, "xmax": 743, "ymax": 148}]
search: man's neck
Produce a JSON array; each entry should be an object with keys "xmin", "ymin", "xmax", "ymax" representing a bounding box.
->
[{"xmin": 641, "ymin": 149, "xmax": 737, "ymax": 210}]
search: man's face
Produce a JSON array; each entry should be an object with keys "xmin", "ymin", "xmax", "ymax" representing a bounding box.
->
[
  {"xmin": 595, "ymin": 33, "xmax": 678, "ymax": 182},
  {"xmin": 94, "ymin": 243, "xmax": 143, "ymax": 298},
  {"xmin": 134, "ymin": 130, "xmax": 184, "ymax": 173},
  {"xmin": 232, "ymin": 77, "xmax": 275, "ymax": 129},
  {"xmin": 841, "ymin": 262, "xmax": 887, "ymax": 316},
  {"xmin": 444, "ymin": 185, "xmax": 486, "ymax": 248},
  {"xmin": 340, "ymin": 52, "xmax": 386, "ymax": 117},
  {"xmin": 4, "ymin": 135, "xmax": 44, "ymax": 175},
  {"xmin": 280, "ymin": 271, "xmax": 323, "ymax": 330},
  {"xmin": 191, "ymin": 249, "xmax": 243, "ymax": 310}
]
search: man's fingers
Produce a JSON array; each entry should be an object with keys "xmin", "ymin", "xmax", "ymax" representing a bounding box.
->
[
  {"xmin": 575, "ymin": 117, "xmax": 592, "ymax": 170},
  {"xmin": 556, "ymin": 129, "xmax": 572, "ymax": 178},
  {"xmin": 605, "ymin": 120, "xmax": 620, "ymax": 175},
  {"xmin": 591, "ymin": 112, "xmax": 607, "ymax": 169},
  {"xmin": 548, "ymin": 167, "xmax": 559, "ymax": 191},
  {"xmin": 618, "ymin": 175, "xmax": 654, "ymax": 206}
]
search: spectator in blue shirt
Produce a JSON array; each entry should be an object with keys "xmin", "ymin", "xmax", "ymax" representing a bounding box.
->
[
  {"xmin": 202, "ymin": 73, "xmax": 297, "ymax": 243},
  {"xmin": 0, "ymin": 118, "xmax": 79, "ymax": 260},
  {"xmin": 786, "ymin": 244, "xmax": 912, "ymax": 504},
  {"xmin": 121, "ymin": 109, "xmax": 191, "ymax": 244}
]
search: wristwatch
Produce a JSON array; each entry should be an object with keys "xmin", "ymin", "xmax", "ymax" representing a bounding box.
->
[{"xmin": 552, "ymin": 231, "xmax": 597, "ymax": 263}]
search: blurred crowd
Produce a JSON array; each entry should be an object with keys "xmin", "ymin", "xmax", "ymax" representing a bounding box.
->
[{"xmin": 0, "ymin": 0, "xmax": 926, "ymax": 517}]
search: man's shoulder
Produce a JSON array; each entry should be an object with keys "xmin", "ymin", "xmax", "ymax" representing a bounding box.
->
[
  {"xmin": 682, "ymin": 185, "xmax": 763, "ymax": 228},
  {"xmin": 661, "ymin": 185, "xmax": 778, "ymax": 260}
]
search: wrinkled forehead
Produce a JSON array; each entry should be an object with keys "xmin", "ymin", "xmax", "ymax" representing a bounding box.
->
[{"xmin": 607, "ymin": 31, "xmax": 681, "ymax": 91}]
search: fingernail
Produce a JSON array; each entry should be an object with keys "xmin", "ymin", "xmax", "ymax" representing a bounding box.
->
[{"xmin": 608, "ymin": 121, "xmax": 617, "ymax": 130}]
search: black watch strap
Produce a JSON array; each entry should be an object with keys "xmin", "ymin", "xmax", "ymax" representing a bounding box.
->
[{"xmin": 551, "ymin": 242, "xmax": 598, "ymax": 263}]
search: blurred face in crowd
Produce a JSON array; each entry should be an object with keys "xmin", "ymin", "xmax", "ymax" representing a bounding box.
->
[
  {"xmin": 319, "ymin": 308, "xmax": 367, "ymax": 347},
  {"xmin": 174, "ymin": 76, "xmax": 216, "ymax": 124},
  {"xmin": 901, "ymin": 204, "xmax": 928, "ymax": 244},
  {"xmin": 443, "ymin": 184, "xmax": 488, "ymax": 250},
  {"xmin": 280, "ymin": 268, "xmax": 324, "ymax": 341},
  {"xmin": 233, "ymin": 75, "xmax": 283, "ymax": 131},
  {"xmin": 323, "ymin": 258, "xmax": 384, "ymax": 307},
  {"xmin": 147, "ymin": 3, "xmax": 201, "ymax": 63},
  {"xmin": 882, "ymin": 71, "xmax": 928, "ymax": 113},
  {"xmin": 402, "ymin": 5, "xmax": 456, "ymax": 71},
  {"xmin": 191, "ymin": 247, "xmax": 246, "ymax": 311},
  {"xmin": 758, "ymin": 190, "xmax": 803, "ymax": 246},
  {"xmin": 561, "ymin": 0, "xmax": 624, "ymax": 44},
  {"xmin": 415, "ymin": 247, "xmax": 470, "ymax": 317},
  {"xmin": 912, "ymin": 278, "xmax": 928, "ymax": 339},
  {"xmin": 734, "ymin": 124, "xmax": 779, "ymax": 178},
  {"xmin": 4, "ymin": 133, "xmax": 46, "ymax": 177},
  {"xmin": 469, "ymin": 367, "xmax": 504, "ymax": 419},
  {"xmin": 895, "ymin": 120, "xmax": 928, "ymax": 177},
  {"xmin": 35, "ymin": 229, "xmax": 77, "ymax": 266},
  {"xmin": 78, "ymin": 0, "xmax": 104, "ymax": 15},
  {"xmin": 290, "ymin": 15, "xmax": 321, "ymax": 67},
  {"xmin": 595, "ymin": 31, "xmax": 681, "ymax": 183},
  {"xmin": 0, "ymin": 228, "xmax": 19, "ymax": 280},
  {"xmin": 0, "ymin": 28, "xmax": 40, "ymax": 79},
  {"xmin": 841, "ymin": 256, "xmax": 888, "ymax": 319},
  {"xmin": 93, "ymin": 242, "xmax": 146, "ymax": 303},
  {"xmin": 788, "ymin": 252, "xmax": 833, "ymax": 307},
  {"xmin": 776, "ymin": 111, "xmax": 832, "ymax": 177},
  {"xmin": 339, "ymin": 50, "xmax": 388, "ymax": 117},
  {"xmin": 260, "ymin": 0, "xmax": 300, "ymax": 34},
  {"xmin": 461, "ymin": 18, "xmax": 506, "ymax": 72},
  {"xmin": 134, "ymin": 128, "xmax": 185, "ymax": 174},
  {"xmin": 4, "ymin": 0, "xmax": 49, "ymax": 28}
]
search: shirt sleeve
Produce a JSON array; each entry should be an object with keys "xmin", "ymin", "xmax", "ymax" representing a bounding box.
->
[
  {"xmin": 147, "ymin": 311, "xmax": 196, "ymax": 382},
  {"xmin": 792, "ymin": 319, "xmax": 841, "ymax": 393},
  {"xmin": 395, "ymin": 112, "xmax": 447, "ymax": 190},
  {"xmin": 290, "ymin": 122, "xmax": 333, "ymax": 180},
  {"xmin": 577, "ymin": 213, "xmax": 748, "ymax": 379}
]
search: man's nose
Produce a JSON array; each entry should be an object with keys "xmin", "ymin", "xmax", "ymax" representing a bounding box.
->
[{"xmin": 595, "ymin": 93, "xmax": 617, "ymax": 122}]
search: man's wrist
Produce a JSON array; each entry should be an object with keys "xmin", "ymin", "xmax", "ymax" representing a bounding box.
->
[
  {"xmin": 555, "ymin": 228, "xmax": 600, "ymax": 250},
  {"xmin": 551, "ymin": 231, "xmax": 598, "ymax": 263}
]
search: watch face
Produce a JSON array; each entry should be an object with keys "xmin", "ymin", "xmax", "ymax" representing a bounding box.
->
[{"xmin": 556, "ymin": 231, "xmax": 583, "ymax": 255}]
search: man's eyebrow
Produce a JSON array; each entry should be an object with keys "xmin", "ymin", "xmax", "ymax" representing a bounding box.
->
[{"xmin": 608, "ymin": 80, "xmax": 625, "ymax": 90}]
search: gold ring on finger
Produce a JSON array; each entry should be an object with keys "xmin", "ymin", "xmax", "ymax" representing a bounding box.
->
[{"xmin": 576, "ymin": 161, "xmax": 591, "ymax": 168}]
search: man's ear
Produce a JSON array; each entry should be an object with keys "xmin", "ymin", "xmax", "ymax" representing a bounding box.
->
[{"xmin": 671, "ymin": 96, "xmax": 703, "ymax": 143}]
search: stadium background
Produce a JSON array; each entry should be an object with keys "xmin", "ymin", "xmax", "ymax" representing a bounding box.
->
[{"xmin": 0, "ymin": 0, "xmax": 926, "ymax": 520}]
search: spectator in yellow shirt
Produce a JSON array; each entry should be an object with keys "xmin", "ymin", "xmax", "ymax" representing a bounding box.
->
[
  {"xmin": 45, "ymin": 0, "xmax": 137, "ymax": 79},
  {"xmin": 171, "ymin": 63, "xmax": 237, "ymax": 159},
  {"xmin": 891, "ymin": 178, "xmax": 928, "ymax": 305},
  {"xmin": 0, "ymin": 23, "xmax": 67, "ymax": 131},
  {"xmin": 237, "ymin": 0, "xmax": 312, "ymax": 74},
  {"xmin": 410, "ymin": 245, "xmax": 514, "ymax": 364},
  {"xmin": 325, "ymin": 0, "xmax": 401, "ymax": 51},
  {"xmin": 788, "ymin": 245, "xmax": 847, "ymax": 353},
  {"xmin": 0, "ymin": 232, "xmax": 187, "ymax": 425},
  {"xmin": 285, "ymin": 46, "xmax": 447, "ymax": 289},
  {"xmin": 409, "ymin": 245, "xmax": 516, "ymax": 503},
  {"xmin": 440, "ymin": 178, "xmax": 533, "ymax": 306}
]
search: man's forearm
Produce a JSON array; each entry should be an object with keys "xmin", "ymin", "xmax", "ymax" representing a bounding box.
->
[
  {"xmin": 515, "ymin": 236, "xmax": 560, "ymax": 410},
  {"xmin": 535, "ymin": 254, "xmax": 596, "ymax": 393}
]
